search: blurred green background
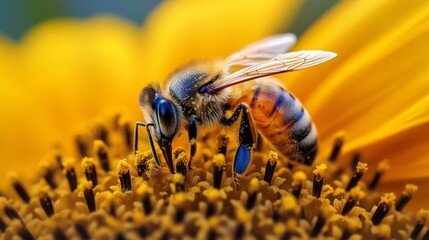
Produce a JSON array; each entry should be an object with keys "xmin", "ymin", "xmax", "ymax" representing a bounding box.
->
[{"xmin": 0, "ymin": 0, "xmax": 337, "ymax": 40}]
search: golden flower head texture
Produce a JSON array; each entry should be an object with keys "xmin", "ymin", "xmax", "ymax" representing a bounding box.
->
[{"xmin": 1, "ymin": 0, "xmax": 429, "ymax": 239}]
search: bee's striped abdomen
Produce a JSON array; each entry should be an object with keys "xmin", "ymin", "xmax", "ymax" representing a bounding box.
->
[{"xmin": 235, "ymin": 81, "xmax": 318, "ymax": 165}]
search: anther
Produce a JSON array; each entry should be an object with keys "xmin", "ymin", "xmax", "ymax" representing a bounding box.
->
[
  {"xmin": 170, "ymin": 193, "xmax": 186, "ymax": 223},
  {"xmin": 137, "ymin": 183, "xmax": 153, "ymax": 215},
  {"xmin": 174, "ymin": 152, "xmax": 187, "ymax": 178},
  {"xmin": 0, "ymin": 217, "xmax": 6, "ymax": 232},
  {"xmin": 264, "ymin": 151, "xmax": 278, "ymax": 185},
  {"xmin": 76, "ymin": 136, "xmax": 88, "ymax": 158},
  {"xmin": 371, "ymin": 193, "xmax": 396, "ymax": 226},
  {"xmin": 81, "ymin": 157, "xmax": 98, "ymax": 187},
  {"xmin": 122, "ymin": 122, "xmax": 133, "ymax": 150},
  {"xmin": 311, "ymin": 213, "xmax": 326, "ymax": 237},
  {"xmin": 55, "ymin": 154, "xmax": 63, "ymax": 170},
  {"xmin": 395, "ymin": 184, "xmax": 418, "ymax": 212},
  {"xmin": 341, "ymin": 186, "xmax": 365, "ymax": 216},
  {"xmin": 291, "ymin": 171, "xmax": 307, "ymax": 199},
  {"xmin": 53, "ymin": 228, "xmax": 67, "ymax": 240},
  {"xmin": 217, "ymin": 134, "xmax": 229, "ymax": 156},
  {"xmin": 329, "ymin": 134, "xmax": 345, "ymax": 161},
  {"xmin": 63, "ymin": 163, "xmax": 78, "ymax": 192},
  {"xmin": 203, "ymin": 189, "xmax": 225, "ymax": 218},
  {"xmin": 43, "ymin": 167, "xmax": 57, "ymax": 189},
  {"xmin": 341, "ymin": 218, "xmax": 361, "ymax": 240},
  {"xmin": 346, "ymin": 161, "xmax": 368, "ymax": 191},
  {"xmin": 410, "ymin": 209, "xmax": 429, "ymax": 239},
  {"xmin": 116, "ymin": 159, "xmax": 132, "ymax": 192},
  {"xmin": 422, "ymin": 228, "xmax": 429, "ymax": 240},
  {"xmin": 10, "ymin": 176, "xmax": 30, "ymax": 203},
  {"xmin": 83, "ymin": 182, "xmax": 96, "ymax": 213},
  {"xmin": 93, "ymin": 140, "xmax": 110, "ymax": 171},
  {"xmin": 350, "ymin": 153, "xmax": 361, "ymax": 171},
  {"xmin": 246, "ymin": 178, "xmax": 260, "ymax": 210},
  {"xmin": 18, "ymin": 227, "xmax": 34, "ymax": 240},
  {"xmin": 212, "ymin": 154, "xmax": 225, "ymax": 189},
  {"xmin": 95, "ymin": 125, "xmax": 109, "ymax": 145},
  {"xmin": 3, "ymin": 205, "xmax": 24, "ymax": 225},
  {"xmin": 235, "ymin": 210, "xmax": 249, "ymax": 239},
  {"xmin": 369, "ymin": 160, "xmax": 390, "ymax": 190},
  {"xmin": 172, "ymin": 174, "xmax": 185, "ymax": 192},
  {"xmin": 39, "ymin": 192, "xmax": 55, "ymax": 217},
  {"xmin": 312, "ymin": 164, "xmax": 327, "ymax": 198},
  {"xmin": 75, "ymin": 223, "xmax": 90, "ymax": 239},
  {"xmin": 134, "ymin": 150, "xmax": 152, "ymax": 177},
  {"xmin": 276, "ymin": 195, "xmax": 300, "ymax": 222}
]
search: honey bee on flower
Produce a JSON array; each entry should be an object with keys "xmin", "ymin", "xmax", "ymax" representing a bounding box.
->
[{"xmin": 135, "ymin": 34, "xmax": 336, "ymax": 181}]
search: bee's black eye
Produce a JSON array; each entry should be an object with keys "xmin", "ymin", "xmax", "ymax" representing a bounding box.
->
[{"xmin": 154, "ymin": 95, "xmax": 179, "ymax": 141}]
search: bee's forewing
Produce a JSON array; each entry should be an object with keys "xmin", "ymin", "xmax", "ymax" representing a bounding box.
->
[
  {"xmin": 225, "ymin": 33, "xmax": 296, "ymax": 67},
  {"xmin": 211, "ymin": 50, "xmax": 337, "ymax": 92}
]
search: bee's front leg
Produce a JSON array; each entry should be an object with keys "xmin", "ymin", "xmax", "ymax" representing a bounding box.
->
[
  {"xmin": 134, "ymin": 122, "xmax": 161, "ymax": 166},
  {"xmin": 188, "ymin": 116, "xmax": 197, "ymax": 169},
  {"xmin": 221, "ymin": 103, "xmax": 257, "ymax": 189}
]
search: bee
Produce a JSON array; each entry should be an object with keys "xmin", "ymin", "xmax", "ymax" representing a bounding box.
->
[{"xmin": 134, "ymin": 33, "xmax": 336, "ymax": 177}]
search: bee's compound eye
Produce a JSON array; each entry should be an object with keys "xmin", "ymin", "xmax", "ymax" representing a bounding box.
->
[{"xmin": 156, "ymin": 99, "xmax": 179, "ymax": 140}]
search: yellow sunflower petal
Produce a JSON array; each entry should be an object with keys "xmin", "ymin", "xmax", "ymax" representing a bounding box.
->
[
  {"xmin": 285, "ymin": 0, "xmax": 429, "ymax": 99},
  {"xmin": 285, "ymin": 0, "xmax": 429, "ymax": 167},
  {"xmin": 139, "ymin": 0, "xmax": 304, "ymax": 82},
  {"xmin": 0, "ymin": 36, "xmax": 57, "ymax": 186},
  {"xmin": 20, "ymin": 16, "xmax": 142, "ymax": 147}
]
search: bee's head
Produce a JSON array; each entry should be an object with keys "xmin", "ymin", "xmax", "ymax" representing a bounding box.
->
[{"xmin": 139, "ymin": 84, "xmax": 182, "ymax": 148}]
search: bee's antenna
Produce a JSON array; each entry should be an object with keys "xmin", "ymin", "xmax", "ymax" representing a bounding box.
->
[{"xmin": 134, "ymin": 122, "xmax": 161, "ymax": 166}]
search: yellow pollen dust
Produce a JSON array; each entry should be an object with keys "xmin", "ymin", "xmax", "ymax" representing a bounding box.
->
[
  {"xmin": 203, "ymin": 188, "xmax": 226, "ymax": 203},
  {"xmin": 313, "ymin": 163, "xmax": 327, "ymax": 180},
  {"xmin": 236, "ymin": 209, "xmax": 251, "ymax": 223},
  {"xmin": 81, "ymin": 181, "xmax": 93, "ymax": 190},
  {"xmin": 248, "ymin": 178, "xmax": 260, "ymax": 193},
  {"xmin": 134, "ymin": 150, "xmax": 153, "ymax": 165},
  {"xmin": 174, "ymin": 152, "xmax": 187, "ymax": 164},
  {"xmin": 380, "ymin": 193, "xmax": 396, "ymax": 206},
  {"xmin": 116, "ymin": 159, "xmax": 130, "ymax": 175},
  {"xmin": 292, "ymin": 171, "xmax": 307, "ymax": 185},
  {"xmin": 267, "ymin": 151, "xmax": 278, "ymax": 164},
  {"xmin": 377, "ymin": 159, "xmax": 390, "ymax": 172},
  {"xmin": 93, "ymin": 139, "xmax": 107, "ymax": 152},
  {"xmin": 279, "ymin": 195, "xmax": 299, "ymax": 213},
  {"xmin": 136, "ymin": 182, "xmax": 153, "ymax": 196},
  {"xmin": 417, "ymin": 209, "xmax": 429, "ymax": 223},
  {"xmin": 172, "ymin": 173, "xmax": 185, "ymax": 184},
  {"xmin": 170, "ymin": 192, "xmax": 187, "ymax": 207},
  {"xmin": 212, "ymin": 153, "xmax": 226, "ymax": 167},
  {"xmin": 81, "ymin": 157, "xmax": 96, "ymax": 171},
  {"xmin": 404, "ymin": 184, "xmax": 418, "ymax": 195},
  {"xmin": 356, "ymin": 162, "xmax": 368, "ymax": 173}
]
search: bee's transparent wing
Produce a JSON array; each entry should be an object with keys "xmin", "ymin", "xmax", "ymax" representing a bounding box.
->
[
  {"xmin": 209, "ymin": 50, "xmax": 337, "ymax": 93},
  {"xmin": 225, "ymin": 33, "xmax": 296, "ymax": 67}
]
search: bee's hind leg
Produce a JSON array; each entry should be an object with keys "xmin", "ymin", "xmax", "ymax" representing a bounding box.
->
[
  {"xmin": 187, "ymin": 116, "xmax": 197, "ymax": 169},
  {"xmin": 221, "ymin": 103, "xmax": 257, "ymax": 189}
]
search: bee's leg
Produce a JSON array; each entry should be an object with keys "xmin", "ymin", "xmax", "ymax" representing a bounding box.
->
[
  {"xmin": 188, "ymin": 116, "xmax": 197, "ymax": 169},
  {"xmin": 221, "ymin": 103, "xmax": 257, "ymax": 189},
  {"xmin": 134, "ymin": 122, "xmax": 161, "ymax": 166}
]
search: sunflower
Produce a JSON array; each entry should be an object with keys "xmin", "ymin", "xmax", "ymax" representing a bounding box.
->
[{"xmin": 1, "ymin": 0, "xmax": 429, "ymax": 239}]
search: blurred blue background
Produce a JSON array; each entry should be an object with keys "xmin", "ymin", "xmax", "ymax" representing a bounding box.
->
[{"xmin": 0, "ymin": 0, "xmax": 337, "ymax": 40}]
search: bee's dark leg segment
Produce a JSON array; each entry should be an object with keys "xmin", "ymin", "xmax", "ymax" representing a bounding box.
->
[
  {"xmin": 222, "ymin": 103, "xmax": 257, "ymax": 185},
  {"xmin": 134, "ymin": 122, "xmax": 161, "ymax": 166},
  {"xmin": 188, "ymin": 116, "xmax": 197, "ymax": 169}
]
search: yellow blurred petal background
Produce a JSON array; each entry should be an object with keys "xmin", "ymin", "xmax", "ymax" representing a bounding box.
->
[{"xmin": 0, "ymin": 0, "xmax": 303, "ymax": 185}]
